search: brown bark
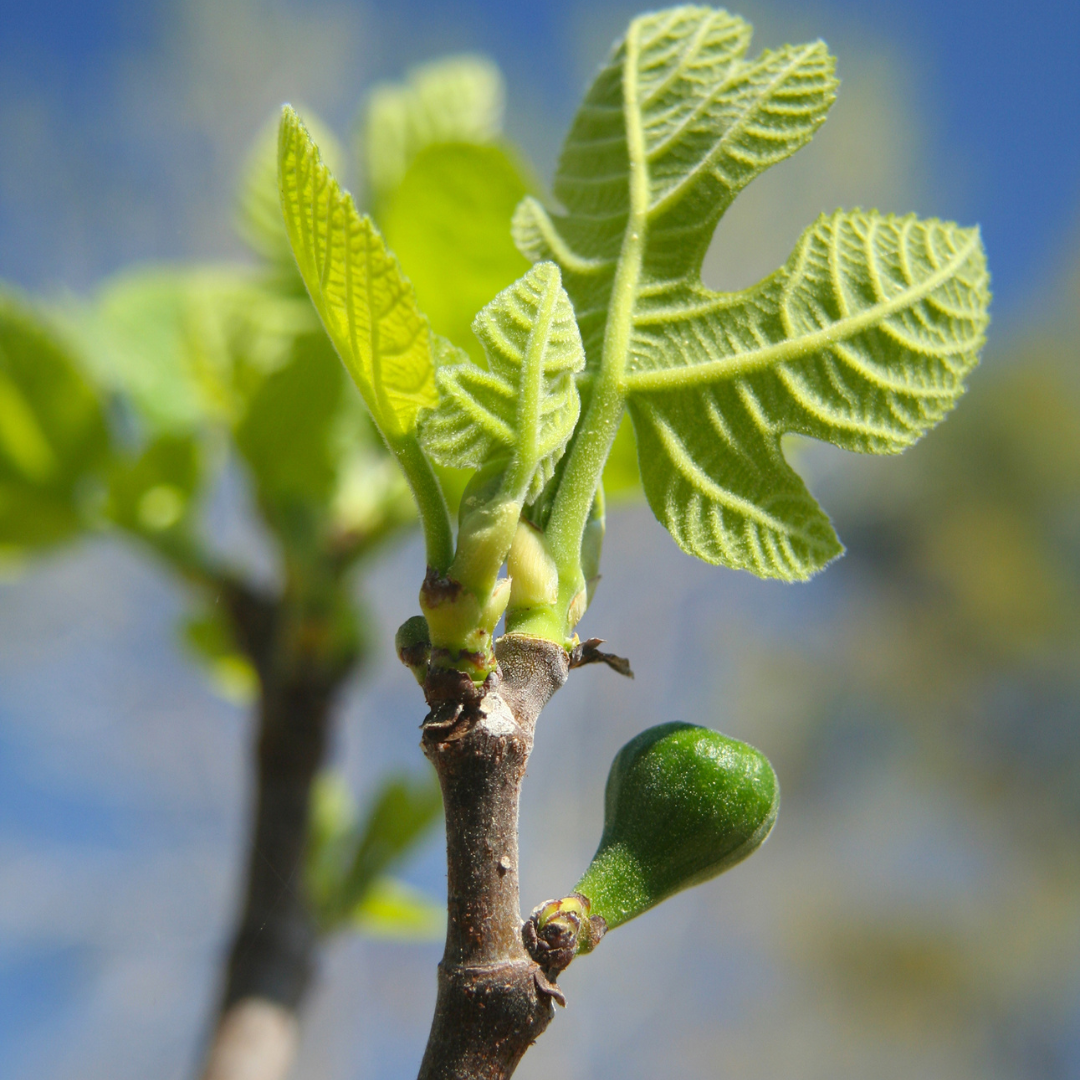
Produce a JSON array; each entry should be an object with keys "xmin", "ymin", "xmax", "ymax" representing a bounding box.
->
[
  {"xmin": 199, "ymin": 581, "xmax": 356, "ymax": 1080},
  {"xmin": 200, "ymin": 999, "xmax": 298, "ymax": 1080},
  {"xmin": 417, "ymin": 634, "xmax": 569, "ymax": 1080}
]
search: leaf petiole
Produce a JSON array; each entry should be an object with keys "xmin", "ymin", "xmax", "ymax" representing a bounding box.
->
[{"xmin": 391, "ymin": 433, "xmax": 455, "ymax": 573}]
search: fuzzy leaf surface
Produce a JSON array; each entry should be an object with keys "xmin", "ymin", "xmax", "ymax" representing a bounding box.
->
[
  {"xmin": 419, "ymin": 262, "xmax": 584, "ymax": 502},
  {"xmin": 627, "ymin": 211, "xmax": 989, "ymax": 577},
  {"xmin": 513, "ymin": 6, "xmax": 836, "ymax": 370},
  {"xmin": 513, "ymin": 5, "xmax": 989, "ymax": 579},
  {"xmin": 279, "ymin": 106, "xmax": 437, "ymax": 443},
  {"xmin": 238, "ymin": 108, "xmax": 343, "ymax": 277}
]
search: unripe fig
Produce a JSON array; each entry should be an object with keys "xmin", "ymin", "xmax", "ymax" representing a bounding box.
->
[{"xmin": 575, "ymin": 722, "xmax": 778, "ymax": 929}]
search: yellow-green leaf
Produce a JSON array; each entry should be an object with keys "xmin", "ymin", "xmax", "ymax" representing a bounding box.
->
[
  {"xmin": 419, "ymin": 262, "xmax": 585, "ymax": 503},
  {"xmin": 514, "ymin": 6, "xmax": 989, "ymax": 582},
  {"xmin": 382, "ymin": 142, "xmax": 530, "ymax": 364},
  {"xmin": 279, "ymin": 106, "xmax": 437, "ymax": 443},
  {"xmin": 348, "ymin": 876, "xmax": 445, "ymax": 941},
  {"xmin": 237, "ymin": 108, "xmax": 344, "ymax": 278}
]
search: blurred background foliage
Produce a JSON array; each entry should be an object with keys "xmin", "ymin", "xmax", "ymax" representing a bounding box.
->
[{"xmin": 0, "ymin": 1, "xmax": 1078, "ymax": 1079}]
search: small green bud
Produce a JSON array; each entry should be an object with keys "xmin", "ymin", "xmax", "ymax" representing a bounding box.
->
[
  {"xmin": 451, "ymin": 496, "xmax": 519, "ymax": 596},
  {"xmin": 565, "ymin": 587, "xmax": 587, "ymax": 632},
  {"xmin": 418, "ymin": 460, "xmax": 518, "ymax": 671},
  {"xmin": 523, "ymin": 892, "xmax": 607, "ymax": 978},
  {"xmin": 395, "ymin": 615, "xmax": 431, "ymax": 684},
  {"xmin": 580, "ymin": 489, "xmax": 605, "ymax": 606},
  {"xmin": 575, "ymin": 723, "xmax": 779, "ymax": 930},
  {"xmin": 449, "ymin": 460, "xmax": 518, "ymax": 598},
  {"xmin": 507, "ymin": 520, "xmax": 559, "ymax": 610}
]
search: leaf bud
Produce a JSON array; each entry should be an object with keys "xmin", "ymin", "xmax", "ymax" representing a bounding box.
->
[
  {"xmin": 507, "ymin": 520, "xmax": 559, "ymax": 610},
  {"xmin": 395, "ymin": 615, "xmax": 431, "ymax": 684}
]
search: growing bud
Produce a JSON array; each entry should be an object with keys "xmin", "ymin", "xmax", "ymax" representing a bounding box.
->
[
  {"xmin": 507, "ymin": 520, "xmax": 559, "ymax": 610},
  {"xmin": 523, "ymin": 892, "xmax": 607, "ymax": 978},
  {"xmin": 395, "ymin": 615, "xmax": 431, "ymax": 684}
]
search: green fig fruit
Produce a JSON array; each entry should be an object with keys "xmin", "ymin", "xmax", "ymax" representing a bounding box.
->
[{"xmin": 575, "ymin": 722, "xmax": 779, "ymax": 930}]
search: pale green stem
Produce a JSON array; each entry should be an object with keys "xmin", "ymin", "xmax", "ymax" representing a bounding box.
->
[
  {"xmin": 505, "ymin": 268, "xmax": 560, "ymax": 500},
  {"xmin": 391, "ymin": 434, "xmax": 454, "ymax": 573},
  {"xmin": 543, "ymin": 21, "xmax": 649, "ymax": 617}
]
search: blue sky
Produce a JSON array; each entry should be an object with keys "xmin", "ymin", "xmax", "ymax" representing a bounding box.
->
[{"xmin": 0, "ymin": 0, "xmax": 1077, "ymax": 321}]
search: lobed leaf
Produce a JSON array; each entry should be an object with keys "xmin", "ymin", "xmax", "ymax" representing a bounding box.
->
[
  {"xmin": 279, "ymin": 106, "xmax": 438, "ymax": 443},
  {"xmin": 513, "ymin": 6, "xmax": 836, "ymax": 370},
  {"xmin": 627, "ymin": 211, "xmax": 989, "ymax": 577},
  {"xmin": 364, "ymin": 54, "xmax": 504, "ymax": 209},
  {"xmin": 513, "ymin": 5, "xmax": 989, "ymax": 580},
  {"xmin": 418, "ymin": 262, "xmax": 585, "ymax": 502}
]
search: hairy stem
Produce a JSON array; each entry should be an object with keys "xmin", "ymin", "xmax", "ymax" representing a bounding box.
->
[{"xmin": 417, "ymin": 635, "xmax": 569, "ymax": 1080}]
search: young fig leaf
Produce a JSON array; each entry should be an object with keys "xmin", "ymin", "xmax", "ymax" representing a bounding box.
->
[
  {"xmin": 575, "ymin": 722, "xmax": 778, "ymax": 930},
  {"xmin": 514, "ymin": 6, "xmax": 989, "ymax": 582},
  {"xmin": 625, "ymin": 211, "xmax": 990, "ymax": 578},
  {"xmin": 279, "ymin": 106, "xmax": 437, "ymax": 443},
  {"xmin": 381, "ymin": 142, "xmax": 530, "ymax": 364},
  {"xmin": 279, "ymin": 105, "xmax": 455, "ymax": 569},
  {"xmin": 418, "ymin": 261, "xmax": 584, "ymax": 504},
  {"xmin": 364, "ymin": 54, "xmax": 504, "ymax": 209},
  {"xmin": 0, "ymin": 290, "xmax": 109, "ymax": 552},
  {"xmin": 238, "ymin": 108, "xmax": 344, "ymax": 276}
]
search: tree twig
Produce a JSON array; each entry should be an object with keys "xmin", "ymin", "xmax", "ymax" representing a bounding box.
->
[{"xmin": 417, "ymin": 634, "xmax": 569, "ymax": 1080}]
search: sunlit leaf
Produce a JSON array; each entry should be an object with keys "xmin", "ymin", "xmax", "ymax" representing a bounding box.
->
[
  {"xmin": 514, "ymin": 7, "xmax": 988, "ymax": 580},
  {"xmin": 363, "ymin": 54, "xmax": 504, "ymax": 209},
  {"xmin": 237, "ymin": 108, "xmax": 344, "ymax": 279},
  {"xmin": 234, "ymin": 330, "xmax": 344, "ymax": 509},
  {"xmin": 279, "ymin": 106, "xmax": 438, "ymax": 443},
  {"xmin": 72, "ymin": 267, "xmax": 319, "ymax": 432},
  {"xmin": 419, "ymin": 262, "xmax": 584, "ymax": 502},
  {"xmin": 627, "ymin": 211, "xmax": 989, "ymax": 577},
  {"xmin": 382, "ymin": 143, "xmax": 530, "ymax": 363}
]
